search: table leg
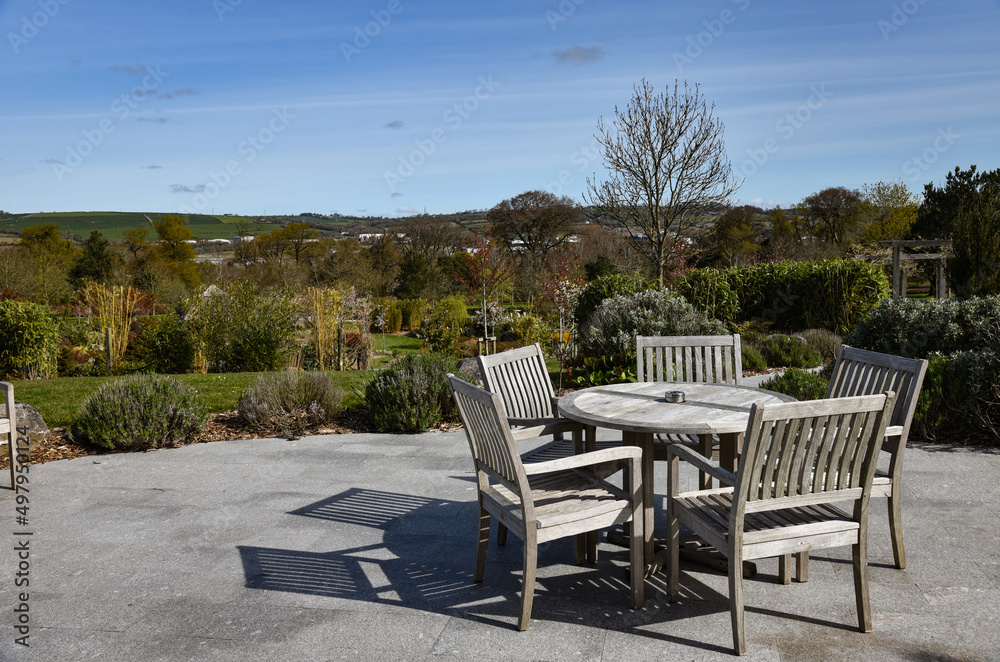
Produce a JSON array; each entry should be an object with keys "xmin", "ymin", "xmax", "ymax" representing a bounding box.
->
[
  {"xmin": 698, "ymin": 433, "xmax": 714, "ymax": 490},
  {"xmin": 719, "ymin": 431, "xmax": 744, "ymax": 474},
  {"xmin": 622, "ymin": 430, "xmax": 655, "ymax": 566}
]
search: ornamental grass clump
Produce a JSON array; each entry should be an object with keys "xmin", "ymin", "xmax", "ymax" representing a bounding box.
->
[
  {"xmin": 237, "ymin": 371, "xmax": 344, "ymax": 432},
  {"xmin": 364, "ymin": 353, "xmax": 459, "ymax": 433},
  {"xmin": 70, "ymin": 373, "xmax": 208, "ymax": 451}
]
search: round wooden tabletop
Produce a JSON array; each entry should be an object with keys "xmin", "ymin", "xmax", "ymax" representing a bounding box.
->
[{"xmin": 557, "ymin": 382, "xmax": 796, "ymax": 436}]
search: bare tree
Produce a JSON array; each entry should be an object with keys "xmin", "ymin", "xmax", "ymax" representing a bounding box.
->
[{"xmin": 585, "ymin": 79, "xmax": 740, "ymax": 286}]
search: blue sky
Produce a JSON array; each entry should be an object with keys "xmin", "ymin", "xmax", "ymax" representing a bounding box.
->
[{"xmin": 2, "ymin": 0, "xmax": 998, "ymax": 217}]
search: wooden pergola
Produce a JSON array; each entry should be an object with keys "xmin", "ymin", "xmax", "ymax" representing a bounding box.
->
[{"xmin": 877, "ymin": 240, "xmax": 953, "ymax": 299}]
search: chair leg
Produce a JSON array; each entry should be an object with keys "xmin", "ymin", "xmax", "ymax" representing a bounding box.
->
[
  {"xmin": 8, "ymin": 434, "xmax": 15, "ymax": 491},
  {"xmin": 666, "ymin": 454, "xmax": 680, "ymax": 601},
  {"xmin": 795, "ymin": 551, "xmax": 809, "ymax": 582},
  {"xmin": 853, "ymin": 538, "xmax": 872, "ymax": 633},
  {"xmin": 587, "ymin": 531, "xmax": 598, "ymax": 564},
  {"xmin": 778, "ymin": 554, "xmax": 792, "ymax": 585},
  {"xmin": 887, "ymin": 487, "xmax": 906, "ymax": 569},
  {"xmin": 518, "ymin": 529, "xmax": 538, "ymax": 631},
  {"xmin": 729, "ymin": 545, "xmax": 747, "ymax": 656},
  {"xmin": 474, "ymin": 507, "xmax": 490, "ymax": 582},
  {"xmin": 628, "ymin": 457, "xmax": 645, "ymax": 609},
  {"xmin": 574, "ymin": 534, "xmax": 586, "ymax": 565},
  {"xmin": 497, "ymin": 522, "xmax": 508, "ymax": 546}
]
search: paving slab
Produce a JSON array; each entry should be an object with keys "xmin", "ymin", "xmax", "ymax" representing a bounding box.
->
[{"xmin": 0, "ymin": 429, "xmax": 998, "ymax": 661}]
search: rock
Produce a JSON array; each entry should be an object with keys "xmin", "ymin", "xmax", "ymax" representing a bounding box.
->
[
  {"xmin": 0, "ymin": 404, "xmax": 48, "ymax": 459},
  {"xmin": 457, "ymin": 357, "xmax": 483, "ymax": 387}
]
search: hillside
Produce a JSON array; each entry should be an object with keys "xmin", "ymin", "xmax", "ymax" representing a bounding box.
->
[{"xmin": 0, "ymin": 210, "xmax": 490, "ymax": 242}]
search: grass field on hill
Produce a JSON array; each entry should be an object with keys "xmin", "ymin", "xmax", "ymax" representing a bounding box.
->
[{"xmin": 0, "ymin": 211, "xmax": 269, "ymax": 241}]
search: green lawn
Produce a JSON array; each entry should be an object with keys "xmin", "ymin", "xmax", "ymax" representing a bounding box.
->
[
  {"xmin": 13, "ymin": 370, "xmax": 374, "ymax": 428},
  {"xmin": 373, "ymin": 333, "xmax": 423, "ymax": 353}
]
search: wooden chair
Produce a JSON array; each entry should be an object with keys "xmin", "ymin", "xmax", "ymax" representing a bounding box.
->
[
  {"xmin": 1, "ymin": 382, "xmax": 17, "ymax": 490},
  {"xmin": 448, "ymin": 375, "xmax": 645, "ymax": 630},
  {"xmin": 636, "ymin": 334, "xmax": 743, "ymax": 487},
  {"xmin": 666, "ymin": 392, "xmax": 894, "ymax": 655},
  {"xmin": 823, "ymin": 345, "xmax": 928, "ymax": 570},
  {"xmin": 637, "ymin": 334, "xmax": 744, "ymax": 386},
  {"xmin": 477, "ymin": 343, "xmax": 595, "ymax": 449},
  {"xmin": 478, "ymin": 343, "xmax": 608, "ymax": 561}
]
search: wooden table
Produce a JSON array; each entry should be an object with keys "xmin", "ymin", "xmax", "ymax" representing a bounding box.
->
[{"xmin": 558, "ymin": 382, "xmax": 796, "ymax": 565}]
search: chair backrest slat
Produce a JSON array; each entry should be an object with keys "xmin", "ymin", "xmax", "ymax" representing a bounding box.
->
[
  {"xmin": 735, "ymin": 394, "xmax": 893, "ymax": 516},
  {"xmin": 826, "ymin": 345, "xmax": 929, "ymax": 448},
  {"xmin": 478, "ymin": 343, "xmax": 555, "ymax": 421},
  {"xmin": 449, "ymin": 375, "xmax": 531, "ymax": 500},
  {"xmin": 637, "ymin": 335, "xmax": 744, "ymax": 386}
]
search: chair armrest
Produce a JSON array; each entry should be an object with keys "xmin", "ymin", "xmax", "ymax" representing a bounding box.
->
[
  {"xmin": 666, "ymin": 443, "xmax": 737, "ymax": 486},
  {"xmin": 885, "ymin": 424, "xmax": 903, "ymax": 439},
  {"xmin": 522, "ymin": 445, "xmax": 642, "ymax": 475},
  {"xmin": 509, "ymin": 417, "xmax": 584, "ymax": 441}
]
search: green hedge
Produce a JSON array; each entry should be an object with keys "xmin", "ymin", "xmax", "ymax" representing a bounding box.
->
[
  {"xmin": 0, "ymin": 300, "xmax": 59, "ymax": 379},
  {"xmin": 675, "ymin": 259, "xmax": 891, "ymax": 333},
  {"xmin": 846, "ymin": 297, "xmax": 1000, "ymax": 440}
]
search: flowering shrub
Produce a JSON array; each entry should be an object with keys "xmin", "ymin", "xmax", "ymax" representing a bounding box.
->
[
  {"xmin": 364, "ymin": 353, "xmax": 459, "ymax": 432},
  {"xmin": 579, "ymin": 289, "xmax": 725, "ymax": 358},
  {"xmin": 70, "ymin": 373, "xmax": 207, "ymax": 450},
  {"xmin": 238, "ymin": 371, "xmax": 344, "ymax": 433}
]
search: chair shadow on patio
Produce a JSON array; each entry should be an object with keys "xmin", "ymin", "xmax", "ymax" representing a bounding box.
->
[{"xmin": 235, "ymin": 486, "xmax": 859, "ymax": 653}]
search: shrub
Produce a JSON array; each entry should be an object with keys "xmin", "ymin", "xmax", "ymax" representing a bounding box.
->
[
  {"xmin": 563, "ymin": 353, "xmax": 636, "ymax": 388},
  {"xmin": 683, "ymin": 260, "xmax": 890, "ymax": 333},
  {"xmin": 0, "ymin": 300, "xmax": 59, "ymax": 379},
  {"xmin": 70, "ymin": 373, "xmax": 207, "ymax": 450},
  {"xmin": 364, "ymin": 353, "xmax": 459, "ymax": 432},
  {"xmin": 845, "ymin": 297, "xmax": 1000, "ymax": 440},
  {"xmin": 420, "ymin": 296, "xmax": 469, "ymax": 355},
  {"xmin": 371, "ymin": 298, "xmax": 403, "ymax": 334},
  {"xmin": 912, "ymin": 351, "xmax": 1000, "ymax": 440},
  {"xmin": 573, "ymin": 273, "xmax": 651, "ymax": 329},
  {"xmin": 799, "ymin": 328, "xmax": 842, "ymax": 364},
  {"xmin": 741, "ymin": 343, "xmax": 767, "ymax": 373},
  {"xmin": 237, "ymin": 371, "xmax": 344, "ymax": 432},
  {"xmin": 131, "ymin": 310, "xmax": 196, "ymax": 374},
  {"xmin": 759, "ymin": 368, "xmax": 829, "ymax": 401},
  {"xmin": 399, "ymin": 298, "xmax": 427, "ymax": 331},
  {"xmin": 579, "ymin": 289, "xmax": 725, "ymax": 358},
  {"xmin": 386, "ymin": 301, "xmax": 403, "ymax": 334},
  {"xmin": 673, "ymin": 268, "xmax": 739, "ymax": 329},
  {"xmin": 508, "ymin": 313, "xmax": 552, "ymax": 348},
  {"xmin": 187, "ymin": 282, "xmax": 299, "ymax": 373},
  {"xmin": 753, "ymin": 334, "xmax": 823, "ymax": 369},
  {"xmin": 844, "ymin": 296, "xmax": 1000, "ymax": 358}
]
